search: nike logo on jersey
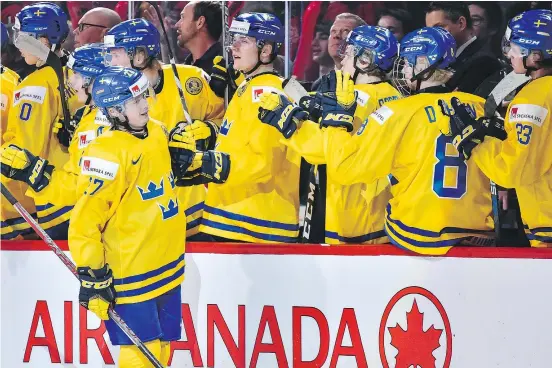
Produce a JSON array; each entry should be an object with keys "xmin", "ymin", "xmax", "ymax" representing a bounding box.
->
[{"xmin": 132, "ymin": 154, "xmax": 142, "ymax": 165}]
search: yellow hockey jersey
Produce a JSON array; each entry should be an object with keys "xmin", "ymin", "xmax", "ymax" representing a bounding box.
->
[
  {"xmin": 285, "ymin": 82, "xmax": 400, "ymax": 244},
  {"xmin": 148, "ymin": 64, "xmax": 224, "ymax": 237},
  {"xmin": 3, "ymin": 65, "xmax": 70, "ymax": 232},
  {"xmin": 69, "ymin": 119, "xmax": 185, "ymax": 305},
  {"xmin": 1, "ymin": 66, "xmax": 36, "ymax": 239},
  {"xmin": 470, "ymin": 76, "xmax": 552, "ymax": 246},
  {"xmin": 28, "ymin": 105, "xmax": 111, "ymax": 207},
  {"xmin": 200, "ymin": 73, "xmax": 301, "ymax": 242},
  {"xmin": 324, "ymin": 90, "xmax": 495, "ymax": 255}
]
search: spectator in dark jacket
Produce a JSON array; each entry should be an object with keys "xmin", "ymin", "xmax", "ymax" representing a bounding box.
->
[
  {"xmin": 176, "ymin": 1, "xmax": 223, "ymax": 75},
  {"xmin": 425, "ymin": 1, "xmax": 502, "ymax": 96},
  {"xmin": 376, "ymin": 7, "xmax": 415, "ymax": 41},
  {"xmin": 468, "ymin": 2, "xmax": 504, "ymax": 58}
]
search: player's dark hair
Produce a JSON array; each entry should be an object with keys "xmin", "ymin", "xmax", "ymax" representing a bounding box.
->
[
  {"xmin": 376, "ymin": 8, "xmax": 416, "ymax": 36},
  {"xmin": 193, "ymin": 1, "xmax": 222, "ymax": 41},
  {"xmin": 466, "ymin": 2, "xmax": 503, "ymax": 32},
  {"xmin": 426, "ymin": 2, "xmax": 473, "ymax": 28}
]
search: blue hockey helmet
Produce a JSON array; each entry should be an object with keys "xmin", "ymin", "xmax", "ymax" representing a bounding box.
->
[
  {"xmin": 399, "ymin": 27, "xmax": 456, "ymax": 71},
  {"xmin": 503, "ymin": 9, "xmax": 552, "ymax": 62},
  {"xmin": 340, "ymin": 25, "xmax": 399, "ymax": 74},
  {"xmin": 1, "ymin": 23, "xmax": 9, "ymax": 52},
  {"xmin": 13, "ymin": 2, "xmax": 69, "ymax": 49},
  {"xmin": 229, "ymin": 12, "xmax": 284, "ymax": 54},
  {"xmin": 67, "ymin": 43, "xmax": 107, "ymax": 88},
  {"xmin": 103, "ymin": 19, "xmax": 161, "ymax": 67},
  {"xmin": 92, "ymin": 66, "xmax": 150, "ymax": 115}
]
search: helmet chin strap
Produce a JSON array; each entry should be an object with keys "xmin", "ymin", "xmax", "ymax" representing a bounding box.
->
[
  {"xmin": 107, "ymin": 107, "xmax": 148, "ymax": 138},
  {"xmin": 410, "ymin": 64, "xmax": 438, "ymax": 94}
]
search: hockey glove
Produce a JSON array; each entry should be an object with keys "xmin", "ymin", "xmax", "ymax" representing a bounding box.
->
[
  {"xmin": 319, "ymin": 71, "xmax": 357, "ymax": 132},
  {"xmin": 258, "ymin": 92, "xmax": 308, "ymax": 138},
  {"xmin": 168, "ymin": 125, "xmax": 196, "ymax": 178},
  {"xmin": 175, "ymin": 150, "xmax": 230, "ymax": 186},
  {"xmin": 78, "ymin": 264, "xmax": 116, "ymax": 321},
  {"xmin": 0, "ymin": 145, "xmax": 54, "ymax": 192},
  {"xmin": 171, "ymin": 120, "xmax": 219, "ymax": 151},
  {"xmin": 438, "ymin": 97, "xmax": 507, "ymax": 160},
  {"xmin": 53, "ymin": 118, "xmax": 79, "ymax": 148},
  {"xmin": 209, "ymin": 56, "xmax": 245, "ymax": 98}
]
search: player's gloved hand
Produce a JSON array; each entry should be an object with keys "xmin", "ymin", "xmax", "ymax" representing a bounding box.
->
[
  {"xmin": 168, "ymin": 125, "xmax": 196, "ymax": 177},
  {"xmin": 0, "ymin": 145, "xmax": 54, "ymax": 192},
  {"xmin": 53, "ymin": 118, "xmax": 78, "ymax": 148},
  {"xmin": 438, "ymin": 97, "xmax": 507, "ymax": 160},
  {"xmin": 78, "ymin": 264, "xmax": 116, "ymax": 321},
  {"xmin": 258, "ymin": 92, "xmax": 308, "ymax": 138},
  {"xmin": 319, "ymin": 70, "xmax": 357, "ymax": 132},
  {"xmin": 175, "ymin": 150, "xmax": 230, "ymax": 186},
  {"xmin": 209, "ymin": 56, "xmax": 245, "ymax": 98}
]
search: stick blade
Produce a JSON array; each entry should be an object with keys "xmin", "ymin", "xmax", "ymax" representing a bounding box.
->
[
  {"xmin": 484, "ymin": 71, "xmax": 531, "ymax": 117},
  {"xmin": 283, "ymin": 77, "xmax": 309, "ymax": 103},
  {"xmin": 14, "ymin": 33, "xmax": 50, "ymax": 61}
]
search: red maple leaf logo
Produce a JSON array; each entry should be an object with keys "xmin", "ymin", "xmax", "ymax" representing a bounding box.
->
[{"xmin": 388, "ymin": 299, "xmax": 443, "ymax": 368}]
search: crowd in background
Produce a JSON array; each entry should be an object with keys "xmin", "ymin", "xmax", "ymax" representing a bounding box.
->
[{"xmin": 3, "ymin": 1, "xmax": 551, "ymax": 83}]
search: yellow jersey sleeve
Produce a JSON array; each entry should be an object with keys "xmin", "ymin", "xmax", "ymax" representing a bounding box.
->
[{"xmin": 472, "ymin": 76, "xmax": 552, "ymax": 188}]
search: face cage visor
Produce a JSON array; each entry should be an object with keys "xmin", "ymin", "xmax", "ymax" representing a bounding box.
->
[
  {"xmin": 339, "ymin": 43, "xmax": 379, "ymax": 73},
  {"xmin": 391, "ymin": 55, "xmax": 433, "ymax": 96}
]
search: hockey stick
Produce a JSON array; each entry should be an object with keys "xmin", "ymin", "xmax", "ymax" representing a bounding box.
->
[
  {"xmin": 0, "ymin": 183, "xmax": 164, "ymax": 368},
  {"xmin": 146, "ymin": 2, "xmax": 193, "ymax": 126},
  {"xmin": 14, "ymin": 34, "xmax": 72, "ymax": 142},
  {"xmin": 222, "ymin": 0, "xmax": 230, "ymax": 107},
  {"xmin": 483, "ymin": 71, "xmax": 531, "ymax": 242},
  {"xmin": 282, "ymin": 78, "xmax": 316, "ymax": 242}
]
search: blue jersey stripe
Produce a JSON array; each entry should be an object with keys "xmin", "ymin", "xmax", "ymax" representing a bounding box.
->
[
  {"xmin": 202, "ymin": 219, "xmax": 299, "ymax": 243},
  {"xmin": 204, "ymin": 205, "xmax": 299, "ymax": 232},
  {"xmin": 186, "ymin": 218, "xmax": 201, "ymax": 231},
  {"xmin": 185, "ymin": 202, "xmax": 204, "ymax": 217},
  {"xmin": 325, "ymin": 230, "xmax": 387, "ymax": 243},
  {"xmin": 37, "ymin": 206, "xmax": 73, "ymax": 224},
  {"xmin": 385, "ymin": 220, "xmax": 467, "ymax": 248},
  {"xmin": 386, "ymin": 204, "xmax": 490, "ymax": 238},
  {"xmin": 36, "ymin": 203, "xmax": 55, "ymax": 211},
  {"xmin": 526, "ymin": 233, "xmax": 552, "ymax": 242},
  {"xmin": 114, "ymin": 254, "xmax": 185, "ymax": 285},
  {"xmin": 115, "ymin": 266, "xmax": 185, "ymax": 298},
  {"xmin": 1, "ymin": 213, "xmax": 36, "ymax": 227}
]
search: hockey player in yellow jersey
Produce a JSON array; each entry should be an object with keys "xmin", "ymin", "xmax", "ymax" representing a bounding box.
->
[
  {"xmin": 1, "ymin": 3, "xmax": 73, "ymax": 239},
  {"xmin": 70, "ymin": 67, "xmax": 185, "ymax": 367},
  {"xmin": 103, "ymin": 19, "xmax": 224, "ymax": 238},
  {"xmin": 1, "ymin": 22, "xmax": 36, "ymax": 240},
  {"xmin": 2, "ymin": 44, "xmax": 110, "ymax": 212},
  {"xmin": 439, "ymin": 10, "xmax": 552, "ymax": 247},
  {"xmin": 318, "ymin": 27, "xmax": 495, "ymax": 255},
  {"xmin": 191, "ymin": 12, "xmax": 300, "ymax": 242},
  {"xmin": 258, "ymin": 25, "xmax": 401, "ymax": 244}
]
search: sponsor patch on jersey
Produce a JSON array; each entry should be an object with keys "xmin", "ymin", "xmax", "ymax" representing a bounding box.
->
[
  {"xmin": 185, "ymin": 77, "xmax": 203, "ymax": 95},
  {"xmin": 13, "ymin": 86, "xmax": 46, "ymax": 105},
  {"xmin": 1, "ymin": 94, "xmax": 7, "ymax": 111},
  {"xmin": 370, "ymin": 105, "xmax": 394, "ymax": 125},
  {"xmin": 81, "ymin": 156, "xmax": 119, "ymax": 180},
  {"xmin": 252, "ymin": 86, "xmax": 281, "ymax": 102},
  {"xmin": 94, "ymin": 110, "xmax": 111, "ymax": 126},
  {"xmin": 509, "ymin": 104, "xmax": 548, "ymax": 127},
  {"xmin": 355, "ymin": 90, "xmax": 370, "ymax": 107},
  {"xmin": 78, "ymin": 130, "xmax": 96, "ymax": 149}
]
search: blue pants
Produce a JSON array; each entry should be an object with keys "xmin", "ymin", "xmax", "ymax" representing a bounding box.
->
[{"xmin": 105, "ymin": 285, "xmax": 182, "ymax": 345}]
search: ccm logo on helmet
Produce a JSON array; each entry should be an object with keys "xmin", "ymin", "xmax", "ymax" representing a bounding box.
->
[
  {"xmin": 103, "ymin": 96, "xmax": 121, "ymax": 103},
  {"xmin": 518, "ymin": 38, "xmax": 540, "ymax": 45},
  {"xmin": 404, "ymin": 46, "xmax": 424, "ymax": 52},
  {"xmin": 122, "ymin": 37, "xmax": 144, "ymax": 43},
  {"xmin": 258, "ymin": 29, "xmax": 276, "ymax": 35}
]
